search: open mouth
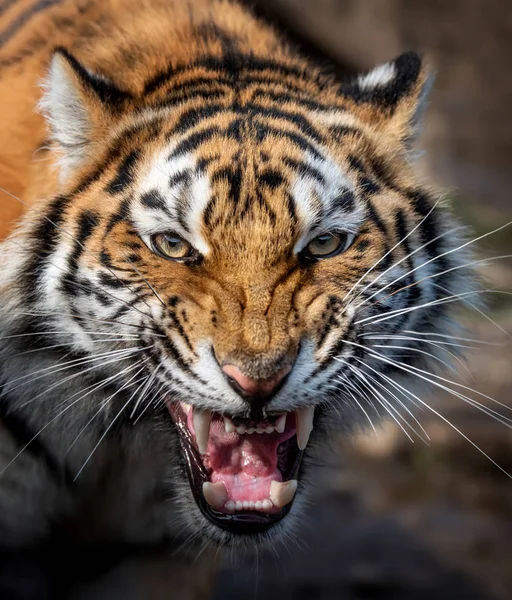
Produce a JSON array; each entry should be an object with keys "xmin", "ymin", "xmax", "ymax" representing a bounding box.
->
[{"xmin": 167, "ymin": 402, "xmax": 314, "ymax": 535}]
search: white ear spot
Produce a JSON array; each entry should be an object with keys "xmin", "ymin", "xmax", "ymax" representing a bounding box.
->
[
  {"xmin": 39, "ymin": 54, "xmax": 92, "ymax": 178},
  {"xmin": 357, "ymin": 62, "xmax": 396, "ymax": 90}
]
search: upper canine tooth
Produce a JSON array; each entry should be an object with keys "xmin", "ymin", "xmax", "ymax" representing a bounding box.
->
[
  {"xmin": 193, "ymin": 409, "xmax": 212, "ymax": 454},
  {"xmin": 224, "ymin": 417, "xmax": 235, "ymax": 434},
  {"xmin": 202, "ymin": 482, "xmax": 228, "ymax": 509},
  {"xmin": 296, "ymin": 406, "xmax": 314, "ymax": 450},
  {"xmin": 275, "ymin": 413, "xmax": 287, "ymax": 434},
  {"xmin": 269, "ymin": 479, "xmax": 298, "ymax": 508}
]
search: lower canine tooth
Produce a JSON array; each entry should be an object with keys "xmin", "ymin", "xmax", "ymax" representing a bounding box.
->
[
  {"xmin": 202, "ymin": 482, "xmax": 228, "ymax": 509},
  {"xmin": 269, "ymin": 479, "xmax": 298, "ymax": 508},
  {"xmin": 296, "ymin": 406, "xmax": 314, "ymax": 450},
  {"xmin": 180, "ymin": 402, "xmax": 191, "ymax": 414},
  {"xmin": 193, "ymin": 409, "xmax": 212, "ymax": 454}
]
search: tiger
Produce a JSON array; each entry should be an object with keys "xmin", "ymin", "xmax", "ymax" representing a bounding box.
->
[{"xmin": 0, "ymin": 0, "xmax": 474, "ymax": 595}]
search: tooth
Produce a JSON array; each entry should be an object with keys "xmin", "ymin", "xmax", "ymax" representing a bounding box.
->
[
  {"xmin": 225, "ymin": 501, "xmax": 235, "ymax": 512},
  {"xmin": 265, "ymin": 426, "xmax": 274, "ymax": 434},
  {"xmin": 256, "ymin": 427, "xmax": 265, "ymax": 434},
  {"xmin": 236, "ymin": 425, "xmax": 246, "ymax": 434},
  {"xmin": 261, "ymin": 499, "xmax": 273, "ymax": 511},
  {"xmin": 235, "ymin": 501, "xmax": 243, "ymax": 511},
  {"xmin": 193, "ymin": 409, "xmax": 212, "ymax": 454},
  {"xmin": 243, "ymin": 501, "xmax": 250, "ymax": 509},
  {"xmin": 269, "ymin": 480, "xmax": 298, "ymax": 508},
  {"xmin": 275, "ymin": 414, "xmax": 286, "ymax": 433},
  {"xmin": 255, "ymin": 500, "xmax": 262, "ymax": 510},
  {"xmin": 296, "ymin": 406, "xmax": 314, "ymax": 450},
  {"xmin": 247, "ymin": 427, "xmax": 255, "ymax": 434},
  {"xmin": 180, "ymin": 402, "xmax": 191, "ymax": 414},
  {"xmin": 202, "ymin": 482, "xmax": 228, "ymax": 510},
  {"xmin": 248, "ymin": 501, "xmax": 255, "ymax": 510},
  {"xmin": 224, "ymin": 417, "xmax": 235, "ymax": 434}
]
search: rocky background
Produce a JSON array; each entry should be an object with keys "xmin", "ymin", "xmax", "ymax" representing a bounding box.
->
[{"xmin": 216, "ymin": 1, "xmax": 512, "ymax": 599}]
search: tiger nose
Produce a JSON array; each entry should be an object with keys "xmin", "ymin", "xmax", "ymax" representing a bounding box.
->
[{"xmin": 222, "ymin": 364, "xmax": 292, "ymax": 402}]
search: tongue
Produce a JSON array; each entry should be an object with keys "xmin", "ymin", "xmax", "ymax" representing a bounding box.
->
[{"xmin": 189, "ymin": 413, "xmax": 296, "ymax": 503}]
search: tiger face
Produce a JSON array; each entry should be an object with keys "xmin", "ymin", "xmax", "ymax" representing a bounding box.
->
[{"xmin": 1, "ymin": 1, "xmax": 471, "ymax": 549}]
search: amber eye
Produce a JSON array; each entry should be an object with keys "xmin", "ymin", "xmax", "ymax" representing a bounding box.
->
[
  {"xmin": 303, "ymin": 232, "xmax": 352, "ymax": 259},
  {"xmin": 151, "ymin": 233, "xmax": 196, "ymax": 261}
]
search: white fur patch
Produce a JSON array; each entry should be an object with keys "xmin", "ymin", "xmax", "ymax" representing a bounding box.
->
[
  {"xmin": 357, "ymin": 62, "xmax": 396, "ymax": 90},
  {"xmin": 292, "ymin": 151, "xmax": 363, "ymax": 254},
  {"xmin": 133, "ymin": 148, "xmax": 211, "ymax": 256},
  {"xmin": 39, "ymin": 55, "xmax": 91, "ymax": 179}
]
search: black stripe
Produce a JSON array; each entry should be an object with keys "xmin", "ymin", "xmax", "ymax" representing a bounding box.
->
[
  {"xmin": 0, "ymin": 0, "xmax": 62, "ymax": 48},
  {"xmin": 0, "ymin": 0, "xmax": 18, "ymax": 17},
  {"xmin": 144, "ymin": 55, "xmax": 322, "ymax": 96},
  {"xmin": 0, "ymin": 397, "xmax": 73, "ymax": 485},
  {"xmin": 22, "ymin": 194, "xmax": 70, "ymax": 301},
  {"xmin": 282, "ymin": 157, "xmax": 325, "ymax": 184},
  {"xmin": 105, "ymin": 150, "xmax": 140, "ymax": 195}
]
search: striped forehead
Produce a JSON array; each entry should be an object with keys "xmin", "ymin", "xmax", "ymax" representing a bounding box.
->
[
  {"xmin": 132, "ymin": 147, "xmax": 211, "ymax": 255},
  {"xmin": 132, "ymin": 142, "xmax": 363, "ymax": 255}
]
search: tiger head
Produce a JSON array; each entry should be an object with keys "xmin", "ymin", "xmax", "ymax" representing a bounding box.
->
[{"xmin": 9, "ymin": 5, "xmax": 471, "ymax": 548}]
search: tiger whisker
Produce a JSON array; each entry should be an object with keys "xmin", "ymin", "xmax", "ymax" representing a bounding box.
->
[
  {"xmin": 335, "ymin": 373, "xmax": 377, "ymax": 433},
  {"xmin": 432, "ymin": 282, "xmax": 512, "ymax": 340},
  {"xmin": 363, "ymin": 334, "xmax": 475, "ymax": 381},
  {"xmin": 132, "ymin": 379, "xmax": 168, "ymax": 424},
  {"xmin": 0, "ymin": 358, "xmax": 144, "ymax": 477},
  {"xmin": 351, "ymin": 356, "xmax": 512, "ymax": 478},
  {"xmin": 341, "ymin": 197, "xmax": 444, "ymax": 305},
  {"xmin": 15, "ymin": 311, "xmax": 166, "ymax": 337},
  {"xmin": 129, "ymin": 360, "xmax": 164, "ymax": 418},
  {"xmin": 0, "ymin": 186, "xmax": 157, "ymax": 316},
  {"xmin": 371, "ymin": 343, "xmax": 462, "ymax": 377},
  {"xmin": 356, "ymin": 289, "xmax": 512, "ymax": 327},
  {"xmin": 3, "ymin": 345, "xmax": 150, "ymax": 395},
  {"xmin": 352, "ymin": 220, "xmax": 512, "ymax": 314},
  {"xmin": 339, "ymin": 358, "xmax": 429, "ymax": 441},
  {"xmin": 6, "ymin": 232, "xmax": 161, "ymax": 330},
  {"xmin": 338, "ymin": 360, "xmax": 416, "ymax": 441},
  {"xmin": 400, "ymin": 329, "xmax": 504, "ymax": 346},
  {"xmin": 362, "ymin": 253, "xmax": 512, "ymax": 313},
  {"xmin": 73, "ymin": 366, "xmax": 155, "ymax": 480},
  {"xmin": 66, "ymin": 362, "xmax": 151, "ymax": 458},
  {"xmin": 340, "ymin": 339, "xmax": 512, "ymax": 416},
  {"xmin": 15, "ymin": 348, "xmax": 152, "ymax": 412}
]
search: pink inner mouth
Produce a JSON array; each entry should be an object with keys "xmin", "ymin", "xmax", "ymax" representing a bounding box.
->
[{"xmin": 187, "ymin": 410, "xmax": 297, "ymax": 506}]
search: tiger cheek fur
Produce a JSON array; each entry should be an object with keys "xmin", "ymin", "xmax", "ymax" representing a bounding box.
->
[{"xmin": 0, "ymin": 0, "xmax": 473, "ymax": 553}]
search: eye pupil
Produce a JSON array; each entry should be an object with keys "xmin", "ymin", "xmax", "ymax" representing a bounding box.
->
[
  {"xmin": 304, "ymin": 232, "xmax": 352, "ymax": 259},
  {"xmin": 151, "ymin": 233, "xmax": 196, "ymax": 261}
]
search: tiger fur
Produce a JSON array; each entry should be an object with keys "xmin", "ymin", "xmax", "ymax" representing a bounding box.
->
[{"xmin": 0, "ymin": 0, "xmax": 473, "ymax": 595}]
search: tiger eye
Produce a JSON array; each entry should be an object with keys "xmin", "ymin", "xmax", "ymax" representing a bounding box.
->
[
  {"xmin": 151, "ymin": 233, "xmax": 195, "ymax": 260},
  {"xmin": 305, "ymin": 233, "xmax": 344, "ymax": 258}
]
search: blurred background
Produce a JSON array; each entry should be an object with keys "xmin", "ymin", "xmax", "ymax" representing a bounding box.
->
[{"xmin": 214, "ymin": 1, "xmax": 512, "ymax": 599}]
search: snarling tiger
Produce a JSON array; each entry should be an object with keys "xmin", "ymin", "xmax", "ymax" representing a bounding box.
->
[{"xmin": 0, "ymin": 0, "xmax": 472, "ymax": 565}]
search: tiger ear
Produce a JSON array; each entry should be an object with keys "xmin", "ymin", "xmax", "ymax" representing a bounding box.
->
[
  {"xmin": 340, "ymin": 52, "xmax": 433, "ymax": 151},
  {"xmin": 39, "ymin": 48, "xmax": 131, "ymax": 179}
]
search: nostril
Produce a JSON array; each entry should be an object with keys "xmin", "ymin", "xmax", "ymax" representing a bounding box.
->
[{"xmin": 222, "ymin": 364, "xmax": 292, "ymax": 400}]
